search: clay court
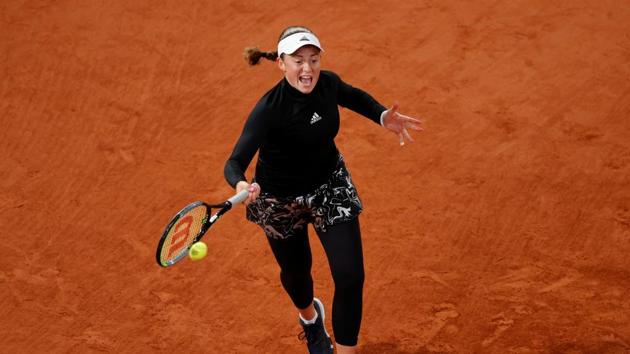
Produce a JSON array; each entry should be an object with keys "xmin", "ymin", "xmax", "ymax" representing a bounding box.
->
[{"xmin": 2, "ymin": 0, "xmax": 630, "ymax": 353}]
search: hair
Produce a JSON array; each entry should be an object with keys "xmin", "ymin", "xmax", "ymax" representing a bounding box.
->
[{"xmin": 243, "ymin": 26, "xmax": 316, "ymax": 66}]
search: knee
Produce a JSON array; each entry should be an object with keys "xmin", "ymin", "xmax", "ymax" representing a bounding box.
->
[
  {"xmin": 280, "ymin": 268, "xmax": 312, "ymax": 287},
  {"xmin": 279, "ymin": 269, "xmax": 313, "ymax": 309},
  {"xmin": 332, "ymin": 266, "xmax": 364, "ymax": 293}
]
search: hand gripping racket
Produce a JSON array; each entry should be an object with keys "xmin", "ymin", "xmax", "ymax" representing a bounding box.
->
[{"xmin": 156, "ymin": 189, "xmax": 249, "ymax": 267}]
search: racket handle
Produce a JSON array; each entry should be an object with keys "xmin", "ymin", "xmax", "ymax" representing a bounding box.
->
[{"xmin": 228, "ymin": 189, "xmax": 250, "ymax": 206}]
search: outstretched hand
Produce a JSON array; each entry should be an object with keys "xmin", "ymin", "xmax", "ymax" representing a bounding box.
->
[{"xmin": 381, "ymin": 103, "xmax": 423, "ymax": 146}]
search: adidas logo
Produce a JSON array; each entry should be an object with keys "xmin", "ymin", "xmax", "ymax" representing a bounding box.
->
[
  {"xmin": 300, "ymin": 35, "xmax": 310, "ymax": 42},
  {"xmin": 310, "ymin": 112, "xmax": 322, "ymax": 124}
]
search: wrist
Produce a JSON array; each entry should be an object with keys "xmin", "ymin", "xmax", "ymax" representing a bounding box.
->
[{"xmin": 380, "ymin": 110, "xmax": 388, "ymax": 127}]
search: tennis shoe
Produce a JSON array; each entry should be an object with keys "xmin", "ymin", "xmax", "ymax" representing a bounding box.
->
[{"xmin": 298, "ymin": 297, "xmax": 334, "ymax": 354}]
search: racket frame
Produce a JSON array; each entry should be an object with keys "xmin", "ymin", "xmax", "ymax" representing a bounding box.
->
[{"xmin": 156, "ymin": 196, "xmax": 243, "ymax": 267}]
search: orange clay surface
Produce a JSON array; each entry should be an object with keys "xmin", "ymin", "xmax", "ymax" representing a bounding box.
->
[{"xmin": 2, "ymin": 1, "xmax": 630, "ymax": 353}]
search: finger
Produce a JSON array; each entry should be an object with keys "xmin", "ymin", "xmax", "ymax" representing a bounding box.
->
[
  {"xmin": 389, "ymin": 102, "xmax": 400, "ymax": 116},
  {"xmin": 398, "ymin": 114, "xmax": 422, "ymax": 123},
  {"xmin": 405, "ymin": 123, "xmax": 424, "ymax": 131},
  {"xmin": 403, "ymin": 128, "xmax": 414, "ymax": 142},
  {"xmin": 251, "ymin": 183, "xmax": 261, "ymax": 200},
  {"xmin": 399, "ymin": 133, "xmax": 405, "ymax": 146}
]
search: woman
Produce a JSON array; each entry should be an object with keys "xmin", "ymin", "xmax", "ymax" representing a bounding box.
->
[{"xmin": 224, "ymin": 26, "xmax": 422, "ymax": 354}]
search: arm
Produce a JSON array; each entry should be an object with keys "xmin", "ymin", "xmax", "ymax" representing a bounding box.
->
[
  {"xmin": 336, "ymin": 75, "xmax": 387, "ymax": 125},
  {"xmin": 224, "ymin": 101, "xmax": 269, "ymax": 204},
  {"xmin": 335, "ymin": 73, "xmax": 423, "ymax": 145}
]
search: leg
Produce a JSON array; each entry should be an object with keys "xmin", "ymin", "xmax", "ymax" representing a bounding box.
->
[
  {"xmin": 267, "ymin": 229, "xmax": 335, "ymax": 353},
  {"xmin": 316, "ymin": 217, "xmax": 364, "ymax": 350},
  {"xmin": 336, "ymin": 343, "xmax": 357, "ymax": 354},
  {"xmin": 265, "ymin": 227, "xmax": 315, "ymax": 314}
]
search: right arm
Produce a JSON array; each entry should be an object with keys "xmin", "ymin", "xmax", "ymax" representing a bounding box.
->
[{"xmin": 224, "ymin": 101, "xmax": 271, "ymax": 204}]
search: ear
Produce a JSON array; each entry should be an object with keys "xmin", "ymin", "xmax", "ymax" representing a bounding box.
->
[{"xmin": 277, "ymin": 56, "xmax": 286, "ymax": 72}]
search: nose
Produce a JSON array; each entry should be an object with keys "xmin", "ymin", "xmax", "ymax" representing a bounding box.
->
[{"xmin": 301, "ymin": 62, "xmax": 312, "ymax": 73}]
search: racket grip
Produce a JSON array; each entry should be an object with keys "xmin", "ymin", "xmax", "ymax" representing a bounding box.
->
[{"xmin": 228, "ymin": 189, "xmax": 250, "ymax": 206}]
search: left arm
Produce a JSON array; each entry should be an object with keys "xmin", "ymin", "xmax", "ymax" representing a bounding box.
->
[
  {"xmin": 337, "ymin": 78, "xmax": 387, "ymax": 124},
  {"xmin": 336, "ymin": 74, "xmax": 423, "ymax": 145}
]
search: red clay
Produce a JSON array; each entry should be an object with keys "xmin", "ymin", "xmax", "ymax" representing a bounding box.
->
[{"xmin": 2, "ymin": 1, "xmax": 630, "ymax": 353}]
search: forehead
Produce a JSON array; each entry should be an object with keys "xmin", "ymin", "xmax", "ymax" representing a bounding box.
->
[{"xmin": 289, "ymin": 45, "xmax": 321, "ymax": 57}]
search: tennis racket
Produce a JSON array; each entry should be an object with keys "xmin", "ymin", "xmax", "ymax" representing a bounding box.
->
[{"xmin": 156, "ymin": 189, "xmax": 249, "ymax": 267}]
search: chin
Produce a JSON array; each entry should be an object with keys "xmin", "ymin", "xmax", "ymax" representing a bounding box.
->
[
  {"xmin": 299, "ymin": 87, "xmax": 315, "ymax": 94},
  {"xmin": 296, "ymin": 80, "xmax": 318, "ymax": 94}
]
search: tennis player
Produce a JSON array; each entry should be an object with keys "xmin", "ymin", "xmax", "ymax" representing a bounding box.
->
[{"xmin": 224, "ymin": 25, "xmax": 422, "ymax": 354}]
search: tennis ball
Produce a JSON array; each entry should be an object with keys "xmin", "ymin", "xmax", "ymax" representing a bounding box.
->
[{"xmin": 188, "ymin": 242, "xmax": 208, "ymax": 261}]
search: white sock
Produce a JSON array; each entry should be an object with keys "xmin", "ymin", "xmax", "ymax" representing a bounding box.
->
[{"xmin": 299, "ymin": 311, "xmax": 318, "ymax": 325}]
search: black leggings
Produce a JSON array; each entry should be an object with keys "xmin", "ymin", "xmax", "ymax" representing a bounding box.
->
[{"xmin": 266, "ymin": 217, "xmax": 364, "ymax": 346}]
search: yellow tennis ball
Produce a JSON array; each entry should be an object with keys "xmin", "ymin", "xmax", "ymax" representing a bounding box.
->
[{"xmin": 188, "ymin": 242, "xmax": 208, "ymax": 261}]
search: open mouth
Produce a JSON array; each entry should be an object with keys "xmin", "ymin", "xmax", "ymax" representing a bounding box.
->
[{"xmin": 299, "ymin": 75, "xmax": 312, "ymax": 86}]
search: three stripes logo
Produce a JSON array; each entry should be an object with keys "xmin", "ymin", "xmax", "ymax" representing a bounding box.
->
[
  {"xmin": 310, "ymin": 112, "xmax": 322, "ymax": 124},
  {"xmin": 300, "ymin": 35, "xmax": 310, "ymax": 42}
]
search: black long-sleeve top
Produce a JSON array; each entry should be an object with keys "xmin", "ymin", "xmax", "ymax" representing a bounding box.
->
[{"xmin": 224, "ymin": 70, "xmax": 386, "ymax": 197}]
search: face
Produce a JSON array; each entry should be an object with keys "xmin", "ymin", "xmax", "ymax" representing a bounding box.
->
[{"xmin": 278, "ymin": 45, "xmax": 321, "ymax": 94}]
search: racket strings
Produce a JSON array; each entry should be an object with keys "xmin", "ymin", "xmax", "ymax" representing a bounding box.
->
[{"xmin": 160, "ymin": 205, "xmax": 208, "ymax": 264}]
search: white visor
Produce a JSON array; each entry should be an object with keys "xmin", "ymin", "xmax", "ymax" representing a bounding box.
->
[{"xmin": 277, "ymin": 32, "xmax": 323, "ymax": 56}]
